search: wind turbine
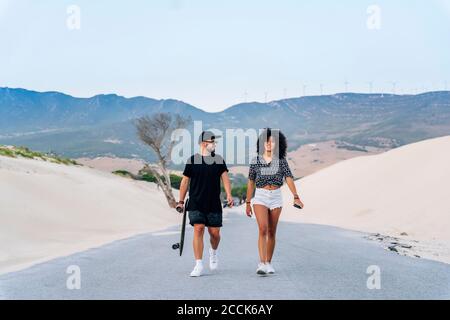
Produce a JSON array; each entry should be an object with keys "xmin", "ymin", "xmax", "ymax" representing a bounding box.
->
[
  {"xmin": 390, "ymin": 81, "xmax": 397, "ymax": 95},
  {"xmin": 344, "ymin": 80, "xmax": 349, "ymax": 93},
  {"xmin": 367, "ymin": 81, "xmax": 374, "ymax": 94},
  {"xmin": 320, "ymin": 83, "xmax": 324, "ymax": 96},
  {"xmin": 302, "ymin": 84, "xmax": 307, "ymax": 97}
]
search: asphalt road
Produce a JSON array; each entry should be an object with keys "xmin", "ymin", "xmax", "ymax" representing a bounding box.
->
[{"xmin": 1, "ymin": 212, "xmax": 450, "ymax": 299}]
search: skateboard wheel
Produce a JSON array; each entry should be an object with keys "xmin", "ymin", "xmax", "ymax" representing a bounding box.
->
[{"xmin": 172, "ymin": 243, "xmax": 180, "ymax": 250}]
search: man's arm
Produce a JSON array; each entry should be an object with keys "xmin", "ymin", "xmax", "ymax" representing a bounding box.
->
[
  {"xmin": 221, "ymin": 171, "xmax": 234, "ymax": 208},
  {"xmin": 176, "ymin": 175, "xmax": 190, "ymax": 209}
]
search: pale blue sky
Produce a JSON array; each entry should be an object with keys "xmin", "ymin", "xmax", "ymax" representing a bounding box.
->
[{"xmin": 1, "ymin": 0, "xmax": 449, "ymax": 111}]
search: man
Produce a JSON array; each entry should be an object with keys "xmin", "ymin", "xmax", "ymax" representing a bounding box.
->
[{"xmin": 177, "ymin": 131, "xmax": 234, "ymax": 277}]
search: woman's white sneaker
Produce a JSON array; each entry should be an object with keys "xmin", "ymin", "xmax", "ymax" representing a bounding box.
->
[
  {"xmin": 256, "ymin": 263, "xmax": 267, "ymax": 275},
  {"xmin": 209, "ymin": 248, "xmax": 218, "ymax": 271},
  {"xmin": 265, "ymin": 263, "xmax": 275, "ymax": 274},
  {"xmin": 190, "ymin": 263, "xmax": 204, "ymax": 277}
]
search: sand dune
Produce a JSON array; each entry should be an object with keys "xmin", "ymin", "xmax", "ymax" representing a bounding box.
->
[
  {"xmin": 0, "ymin": 156, "xmax": 180, "ymax": 275},
  {"xmin": 281, "ymin": 135, "xmax": 450, "ymax": 263}
]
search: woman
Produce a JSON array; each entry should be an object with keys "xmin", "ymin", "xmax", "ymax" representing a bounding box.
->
[{"xmin": 246, "ymin": 128, "xmax": 304, "ymax": 275}]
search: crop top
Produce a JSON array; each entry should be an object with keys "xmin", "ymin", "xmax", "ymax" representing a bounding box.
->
[{"xmin": 248, "ymin": 155, "xmax": 294, "ymax": 188}]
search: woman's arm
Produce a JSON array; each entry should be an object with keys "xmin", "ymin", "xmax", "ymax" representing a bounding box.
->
[
  {"xmin": 246, "ymin": 179, "xmax": 255, "ymax": 202},
  {"xmin": 285, "ymin": 176, "xmax": 298, "ymax": 196},
  {"xmin": 285, "ymin": 177, "xmax": 304, "ymax": 209},
  {"xmin": 245, "ymin": 179, "xmax": 255, "ymax": 217}
]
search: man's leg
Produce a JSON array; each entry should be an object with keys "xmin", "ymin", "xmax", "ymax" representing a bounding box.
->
[
  {"xmin": 189, "ymin": 223, "xmax": 206, "ymax": 277},
  {"xmin": 188, "ymin": 210, "xmax": 207, "ymax": 277},
  {"xmin": 208, "ymin": 226, "xmax": 220, "ymax": 270},
  {"xmin": 208, "ymin": 227, "xmax": 221, "ymax": 250},
  {"xmin": 193, "ymin": 224, "xmax": 205, "ymax": 259}
]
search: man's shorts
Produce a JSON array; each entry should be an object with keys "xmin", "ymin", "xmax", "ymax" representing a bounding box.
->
[{"xmin": 188, "ymin": 210, "xmax": 223, "ymax": 227}]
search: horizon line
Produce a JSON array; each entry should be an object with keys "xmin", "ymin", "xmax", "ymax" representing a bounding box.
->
[{"xmin": 1, "ymin": 86, "xmax": 449, "ymax": 114}]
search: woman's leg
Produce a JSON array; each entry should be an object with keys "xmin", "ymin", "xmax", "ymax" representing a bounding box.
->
[
  {"xmin": 267, "ymin": 207, "xmax": 282, "ymax": 263},
  {"xmin": 253, "ymin": 204, "xmax": 269, "ymax": 263}
]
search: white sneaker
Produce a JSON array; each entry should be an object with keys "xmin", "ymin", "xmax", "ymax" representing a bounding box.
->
[
  {"xmin": 209, "ymin": 248, "xmax": 218, "ymax": 271},
  {"xmin": 265, "ymin": 263, "xmax": 275, "ymax": 274},
  {"xmin": 190, "ymin": 263, "xmax": 204, "ymax": 277},
  {"xmin": 256, "ymin": 262, "xmax": 267, "ymax": 275}
]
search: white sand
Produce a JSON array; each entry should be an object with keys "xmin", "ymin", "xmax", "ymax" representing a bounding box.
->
[
  {"xmin": 0, "ymin": 156, "xmax": 180, "ymax": 275},
  {"xmin": 281, "ymin": 135, "xmax": 450, "ymax": 264}
]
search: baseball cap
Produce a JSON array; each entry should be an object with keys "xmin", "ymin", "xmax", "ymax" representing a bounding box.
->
[{"xmin": 198, "ymin": 131, "xmax": 221, "ymax": 144}]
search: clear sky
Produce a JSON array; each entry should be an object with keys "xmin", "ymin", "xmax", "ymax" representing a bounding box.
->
[{"xmin": 1, "ymin": 0, "xmax": 449, "ymax": 111}]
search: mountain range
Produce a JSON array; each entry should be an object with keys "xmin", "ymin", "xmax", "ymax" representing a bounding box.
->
[{"xmin": 1, "ymin": 87, "xmax": 449, "ymax": 166}]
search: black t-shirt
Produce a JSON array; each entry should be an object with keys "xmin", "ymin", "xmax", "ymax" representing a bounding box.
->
[{"xmin": 182, "ymin": 153, "xmax": 228, "ymax": 214}]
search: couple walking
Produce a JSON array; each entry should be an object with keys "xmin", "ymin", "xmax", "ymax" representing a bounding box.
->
[{"xmin": 176, "ymin": 128, "xmax": 304, "ymax": 277}]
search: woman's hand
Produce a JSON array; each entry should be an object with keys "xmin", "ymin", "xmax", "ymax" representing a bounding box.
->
[
  {"xmin": 286, "ymin": 177, "xmax": 303, "ymax": 209},
  {"xmin": 293, "ymin": 195, "xmax": 304, "ymax": 209},
  {"xmin": 245, "ymin": 202, "xmax": 253, "ymax": 217}
]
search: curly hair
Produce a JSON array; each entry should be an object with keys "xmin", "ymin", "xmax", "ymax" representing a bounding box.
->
[{"xmin": 256, "ymin": 128, "xmax": 287, "ymax": 159}]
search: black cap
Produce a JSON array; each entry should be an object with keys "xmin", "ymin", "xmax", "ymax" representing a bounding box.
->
[{"xmin": 198, "ymin": 131, "xmax": 221, "ymax": 144}]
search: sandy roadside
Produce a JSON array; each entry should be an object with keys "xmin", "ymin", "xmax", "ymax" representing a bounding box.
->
[
  {"xmin": 0, "ymin": 155, "xmax": 181, "ymax": 275},
  {"xmin": 281, "ymin": 135, "xmax": 450, "ymax": 264}
]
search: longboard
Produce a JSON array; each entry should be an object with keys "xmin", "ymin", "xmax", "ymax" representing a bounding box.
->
[{"xmin": 172, "ymin": 198, "xmax": 189, "ymax": 256}]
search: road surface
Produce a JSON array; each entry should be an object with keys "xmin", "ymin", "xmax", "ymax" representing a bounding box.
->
[{"xmin": 1, "ymin": 212, "xmax": 450, "ymax": 299}]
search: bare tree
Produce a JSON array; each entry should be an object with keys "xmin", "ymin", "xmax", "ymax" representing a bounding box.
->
[{"xmin": 135, "ymin": 112, "xmax": 190, "ymax": 208}]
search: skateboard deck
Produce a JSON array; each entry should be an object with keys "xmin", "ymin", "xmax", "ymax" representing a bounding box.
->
[{"xmin": 172, "ymin": 198, "xmax": 189, "ymax": 256}]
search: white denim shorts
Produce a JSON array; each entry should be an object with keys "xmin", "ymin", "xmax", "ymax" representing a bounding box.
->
[{"xmin": 251, "ymin": 188, "xmax": 283, "ymax": 210}]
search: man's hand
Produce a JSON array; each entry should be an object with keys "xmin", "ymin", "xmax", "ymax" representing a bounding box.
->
[
  {"xmin": 226, "ymin": 194, "xmax": 234, "ymax": 208},
  {"xmin": 175, "ymin": 201, "xmax": 184, "ymax": 213}
]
